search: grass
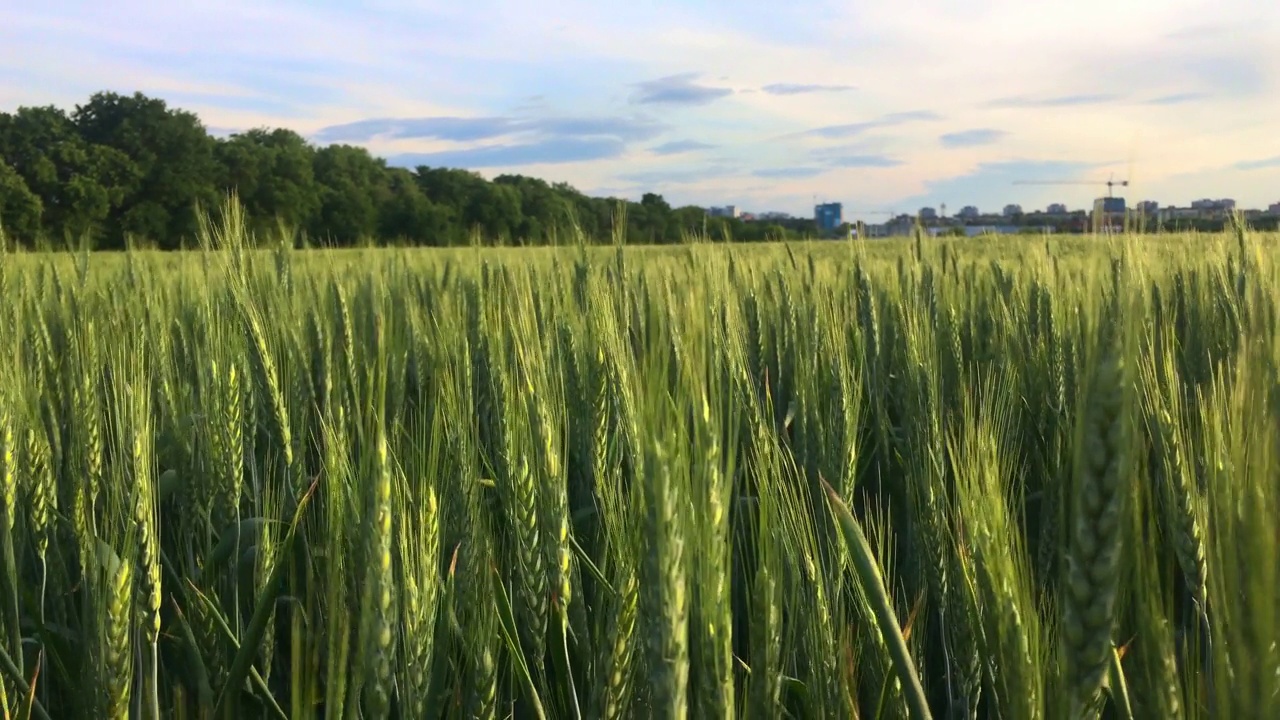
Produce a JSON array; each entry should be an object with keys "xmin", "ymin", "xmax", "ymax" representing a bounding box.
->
[{"xmin": 0, "ymin": 202, "xmax": 1277, "ymax": 719}]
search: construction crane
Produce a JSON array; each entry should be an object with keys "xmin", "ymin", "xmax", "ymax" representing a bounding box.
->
[
  {"xmin": 1011, "ymin": 174, "xmax": 1130, "ymax": 198},
  {"xmin": 1011, "ymin": 173, "xmax": 1132, "ymax": 234}
]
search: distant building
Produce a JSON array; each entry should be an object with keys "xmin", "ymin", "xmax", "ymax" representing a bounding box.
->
[
  {"xmin": 1157, "ymin": 206, "xmax": 1202, "ymax": 223},
  {"xmin": 1002, "ymin": 204, "xmax": 1023, "ymax": 217},
  {"xmin": 1046, "ymin": 203, "xmax": 1068, "ymax": 214},
  {"xmin": 1269, "ymin": 202, "xmax": 1280, "ymax": 215},
  {"xmin": 957, "ymin": 205, "xmax": 980, "ymax": 219},
  {"xmin": 708, "ymin": 205, "xmax": 739, "ymax": 218},
  {"xmin": 1190, "ymin": 198, "xmax": 1236, "ymax": 211},
  {"xmin": 919, "ymin": 206, "xmax": 938, "ymax": 220},
  {"xmin": 1091, "ymin": 197, "xmax": 1127, "ymax": 231},
  {"xmin": 1137, "ymin": 200, "xmax": 1159, "ymax": 215},
  {"xmin": 814, "ymin": 202, "xmax": 844, "ymax": 232},
  {"xmin": 757, "ymin": 211, "xmax": 792, "ymax": 220},
  {"xmin": 1173, "ymin": 198, "xmax": 1237, "ymax": 220},
  {"xmin": 865, "ymin": 219, "xmax": 914, "ymax": 238},
  {"xmin": 1094, "ymin": 197, "xmax": 1126, "ymax": 214}
]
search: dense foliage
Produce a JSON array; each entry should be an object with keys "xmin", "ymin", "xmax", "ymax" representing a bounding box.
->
[
  {"xmin": 1, "ymin": 209, "xmax": 1278, "ymax": 718},
  {"xmin": 0, "ymin": 92, "xmax": 818, "ymax": 249}
]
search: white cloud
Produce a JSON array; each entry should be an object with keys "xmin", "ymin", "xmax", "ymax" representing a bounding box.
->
[{"xmin": 1, "ymin": 0, "xmax": 1277, "ymax": 214}]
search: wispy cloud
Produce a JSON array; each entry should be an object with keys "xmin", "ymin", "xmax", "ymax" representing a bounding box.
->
[
  {"xmin": 5, "ymin": 1, "xmax": 1278, "ymax": 214},
  {"xmin": 753, "ymin": 167, "xmax": 828, "ymax": 179},
  {"xmin": 939, "ymin": 128, "xmax": 1008, "ymax": 148},
  {"xmin": 649, "ymin": 139, "xmax": 716, "ymax": 155},
  {"xmin": 316, "ymin": 117, "xmax": 516, "ymax": 143},
  {"xmin": 1235, "ymin": 156, "xmax": 1280, "ymax": 171},
  {"xmin": 631, "ymin": 73, "xmax": 733, "ymax": 106},
  {"xmin": 797, "ymin": 110, "xmax": 942, "ymax": 139},
  {"xmin": 761, "ymin": 83, "xmax": 855, "ymax": 95},
  {"xmin": 895, "ymin": 158, "xmax": 1122, "ymax": 212},
  {"xmin": 315, "ymin": 115, "xmax": 666, "ymax": 144},
  {"xmin": 617, "ymin": 164, "xmax": 742, "ymax": 185},
  {"xmin": 1067, "ymin": 34, "xmax": 1269, "ymax": 103},
  {"xmin": 1143, "ymin": 92, "xmax": 1209, "ymax": 106},
  {"xmin": 821, "ymin": 154, "xmax": 903, "ymax": 168},
  {"xmin": 1184, "ymin": 53, "xmax": 1266, "ymax": 98},
  {"xmin": 986, "ymin": 93, "xmax": 1122, "ymax": 109},
  {"xmin": 390, "ymin": 137, "xmax": 627, "ymax": 168}
]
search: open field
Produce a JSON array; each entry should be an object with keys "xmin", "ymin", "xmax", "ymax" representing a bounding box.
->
[{"xmin": 0, "ymin": 214, "xmax": 1278, "ymax": 719}]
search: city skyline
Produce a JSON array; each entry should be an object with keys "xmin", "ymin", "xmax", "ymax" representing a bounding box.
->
[
  {"xmin": 708, "ymin": 196, "xmax": 1270, "ymax": 223},
  {"xmin": 3, "ymin": 0, "xmax": 1278, "ymax": 217}
]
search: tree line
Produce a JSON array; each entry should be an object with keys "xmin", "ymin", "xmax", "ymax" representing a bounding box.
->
[{"xmin": 0, "ymin": 91, "xmax": 819, "ymax": 250}]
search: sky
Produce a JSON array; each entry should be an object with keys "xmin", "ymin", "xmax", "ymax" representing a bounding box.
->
[{"xmin": 2, "ymin": 0, "xmax": 1279, "ymax": 219}]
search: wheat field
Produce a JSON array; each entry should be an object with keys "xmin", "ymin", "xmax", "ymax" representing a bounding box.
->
[{"xmin": 0, "ymin": 204, "xmax": 1276, "ymax": 719}]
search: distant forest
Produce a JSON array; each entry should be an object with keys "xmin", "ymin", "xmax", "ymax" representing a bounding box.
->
[{"xmin": 0, "ymin": 91, "xmax": 824, "ymax": 250}]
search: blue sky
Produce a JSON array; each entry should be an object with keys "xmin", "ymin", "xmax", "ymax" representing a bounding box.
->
[{"xmin": 3, "ymin": 0, "xmax": 1278, "ymax": 219}]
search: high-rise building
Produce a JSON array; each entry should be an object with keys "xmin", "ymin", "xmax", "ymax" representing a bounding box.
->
[
  {"xmin": 958, "ymin": 206, "xmax": 980, "ymax": 219},
  {"xmin": 919, "ymin": 207, "xmax": 938, "ymax": 220},
  {"xmin": 707, "ymin": 205, "xmax": 739, "ymax": 218},
  {"xmin": 1046, "ymin": 203, "xmax": 1068, "ymax": 214},
  {"xmin": 815, "ymin": 202, "xmax": 843, "ymax": 232},
  {"xmin": 1269, "ymin": 202, "xmax": 1280, "ymax": 215},
  {"xmin": 1094, "ymin": 197, "xmax": 1126, "ymax": 214},
  {"xmin": 1003, "ymin": 204, "xmax": 1023, "ymax": 217},
  {"xmin": 1190, "ymin": 198, "xmax": 1234, "ymax": 210},
  {"xmin": 1137, "ymin": 200, "xmax": 1159, "ymax": 214}
]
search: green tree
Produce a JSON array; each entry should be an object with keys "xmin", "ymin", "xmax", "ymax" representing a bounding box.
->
[
  {"xmin": 214, "ymin": 128, "xmax": 321, "ymax": 239},
  {"xmin": 494, "ymin": 174, "xmax": 576, "ymax": 244},
  {"xmin": 0, "ymin": 106, "xmax": 138, "ymax": 247},
  {"xmin": 73, "ymin": 91, "xmax": 219, "ymax": 248},
  {"xmin": 466, "ymin": 181, "xmax": 524, "ymax": 243},
  {"xmin": 0, "ymin": 160, "xmax": 42, "ymax": 243},
  {"xmin": 551, "ymin": 182, "xmax": 613, "ymax": 241},
  {"xmin": 633, "ymin": 192, "xmax": 675, "ymax": 244},
  {"xmin": 0, "ymin": 89, "xmax": 779, "ymax": 249},
  {"xmin": 672, "ymin": 205, "xmax": 709, "ymax": 240},
  {"xmin": 310, "ymin": 144, "xmax": 389, "ymax": 245},
  {"xmin": 377, "ymin": 167, "xmax": 450, "ymax": 245},
  {"xmin": 415, "ymin": 167, "xmax": 520, "ymax": 244}
]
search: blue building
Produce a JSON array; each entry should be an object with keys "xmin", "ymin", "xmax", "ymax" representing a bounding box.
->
[
  {"xmin": 1093, "ymin": 197, "xmax": 1126, "ymax": 214},
  {"xmin": 1091, "ymin": 196, "xmax": 1127, "ymax": 231},
  {"xmin": 815, "ymin": 202, "xmax": 843, "ymax": 233}
]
